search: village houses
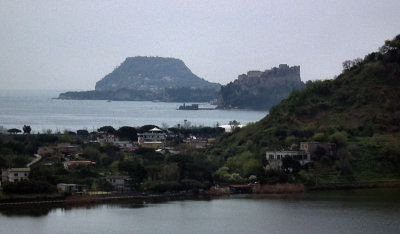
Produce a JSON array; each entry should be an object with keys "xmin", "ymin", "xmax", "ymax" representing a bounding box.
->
[
  {"xmin": 265, "ymin": 142, "xmax": 336, "ymax": 170},
  {"xmin": 1, "ymin": 168, "xmax": 30, "ymax": 183},
  {"xmin": 137, "ymin": 127, "xmax": 166, "ymax": 149}
]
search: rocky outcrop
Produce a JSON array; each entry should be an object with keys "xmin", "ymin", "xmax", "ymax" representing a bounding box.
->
[
  {"xmin": 95, "ymin": 56, "xmax": 220, "ymax": 91},
  {"xmin": 218, "ymin": 64, "xmax": 305, "ymax": 110}
]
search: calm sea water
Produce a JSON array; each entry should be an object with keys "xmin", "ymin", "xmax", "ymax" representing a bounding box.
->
[
  {"xmin": 0, "ymin": 189, "xmax": 400, "ymax": 234},
  {"xmin": 0, "ymin": 90, "xmax": 267, "ymax": 132}
]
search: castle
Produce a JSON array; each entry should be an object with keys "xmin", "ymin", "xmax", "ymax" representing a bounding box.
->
[
  {"xmin": 236, "ymin": 64, "xmax": 301, "ymax": 88},
  {"xmin": 218, "ymin": 64, "xmax": 305, "ymax": 110}
]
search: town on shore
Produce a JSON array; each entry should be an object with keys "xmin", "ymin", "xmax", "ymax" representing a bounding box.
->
[
  {"xmin": 0, "ymin": 121, "xmax": 350, "ymax": 204},
  {"xmin": 1, "ymin": 34, "xmax": 400, "ymax": 205}
]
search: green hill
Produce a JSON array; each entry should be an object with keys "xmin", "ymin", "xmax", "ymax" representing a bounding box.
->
[
  {"xmin": 59, "ymin": 56, "xmax": 220, "ymax": 102},
  {"xmin": 208, "ymin": 35, "xmax": 400, "ymax": 185}
]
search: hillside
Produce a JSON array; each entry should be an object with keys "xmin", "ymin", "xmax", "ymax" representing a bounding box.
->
[
  {"xmin": 59, "ymin": 57, "xmax": 220, "ymax": 102},
  {"xmin": 207, "ymin": 35, "xmax": 400, "ymax": 184},
  {"xmin": 95, "ymin": 56, "xmax": 220, "ymax": 91},
  {"xmin": 218, "ymin": 64, "xmax": 305, "ymax": 110}
]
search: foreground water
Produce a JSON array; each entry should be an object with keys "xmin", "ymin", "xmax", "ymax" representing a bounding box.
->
[
  {"xmin": 1, "ymin": 189, "xmax": 399, "ymax": 234},
  {"xmin": 0, "ymin": 90, "xmax": 267, "ymax": 132}
]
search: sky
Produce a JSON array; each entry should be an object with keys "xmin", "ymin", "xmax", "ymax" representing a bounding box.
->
[{"xmin": 0, "ymin": 0, "xmax": 399, "ymax": 90}]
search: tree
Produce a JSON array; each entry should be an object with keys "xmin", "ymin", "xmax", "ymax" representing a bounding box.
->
[
  {"xmin": 379, "ymin": 34, "xmax": 400, "ymax": 54},
  {"xmin": 116, "ymin": 126, "xmax": 137, "ymax": 141},
  {"xmin": 242, "ymin": 159, "xmax": 264, "ymax": 178},
  {"xmin": 7, "ymin": 128, "xmax": 21, "ymax": 134},
  {"xmin": 281, "ymin": 156, "xmax": 301, "ymax": 174},
  {"xmin": 314, "ymin": 146, "xmax": 326, "ymax": 161},
  {"xmin": 330, "ymin": 131, "xmax": 347, "ymax": 148},
  {"xmin": 118, "ymin": 160, "xmax": 147, "ymax": 189},
  {"xmin": 166, "ymin": 154, "xmax": 192, "ymax": 180},
  {"xmin": 0, "ymin": 156, "xmax": 7, "ymax": 169},
  {"xmin": 229, "ymin": 120, "xmax": 241, "ymax": 131},
  {"xmin": 97, "ymin": 126, "xmax": 116, "ymax": 134},
  {"xmin": 11, "ymin": 156, "xmax": 28, "ymax": 167},
  {"xmin": 342, "ymin": 58, "xmax": 363, "ymax": 72},
  {"xmin": 138, "ymin": 125, "xmax": 159, "ymax": 133},
  {"xmin": 342, "ymin": 60, "xmax": 353, "ymax": 71},
  {"xmin": 77, "ymin": 129, "xmax": 89, "ymax": 137},
  {"xmin": 22, "ymin": 125, "xmax": 31, "ymax": 134}
]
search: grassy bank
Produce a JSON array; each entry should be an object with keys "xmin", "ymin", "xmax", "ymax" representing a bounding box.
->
[
  {"xmin": 307, "ymin": 181, "xmax": 400, "ymax": 191},
  {"xmin": 0, "ymin": 193, "xmax": 66, "ymax": 204}
]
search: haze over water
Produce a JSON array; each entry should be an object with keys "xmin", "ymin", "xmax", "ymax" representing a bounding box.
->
[{"xmin": 0, "ymin": 90, "xmax": 267, "ymax": 132}]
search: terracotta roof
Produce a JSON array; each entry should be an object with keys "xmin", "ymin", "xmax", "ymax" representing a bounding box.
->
[
  {"xmin": 6, "ymin": 168, "xmax": 31, "ymax": 172},
  {"xmin": 229, "ymin": 184, "xmax": 251, "ymax": 188},
  {"xmin": 67, "ymin": 161, "xmax": 96, "ymax": 166},
  {"xmin": 106, "ymin": 175, "xmax": 130, "ymax": 179}
]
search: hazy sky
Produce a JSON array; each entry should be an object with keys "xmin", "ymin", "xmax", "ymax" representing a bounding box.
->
[{"xmin": 1, "ymin": 1, "xmax": 399, "ymax": 90}]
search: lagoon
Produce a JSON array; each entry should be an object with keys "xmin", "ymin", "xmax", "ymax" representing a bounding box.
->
[{"xmin": 1, "ymin": 189, "xmax": 400, "ymax": 234}]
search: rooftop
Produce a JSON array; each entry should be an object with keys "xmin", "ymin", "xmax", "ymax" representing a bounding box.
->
[{"xmin": 5, "ymin": 168, "xmax": 31, "ymax": 172}]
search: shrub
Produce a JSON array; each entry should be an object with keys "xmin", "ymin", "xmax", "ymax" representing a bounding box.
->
[{"xmin": 2, "ymin": 180, "xmax": 57, "ymax": 194}]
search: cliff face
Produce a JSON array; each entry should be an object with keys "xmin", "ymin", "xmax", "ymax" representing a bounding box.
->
[
  {"xmin": 95, "ymin": 56, "xmax": 220, "ymax": 91},
  {"xmin": 218, "ymin": 64, "xmax": 305, "ymax": 110}
]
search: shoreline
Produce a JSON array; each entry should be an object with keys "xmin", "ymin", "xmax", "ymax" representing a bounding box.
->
[
  {"xmin": 2, "ymin": 181, "xmax": 400, "ymax": 207},
  {"xmin": 306, "ymin": 181, "xmax": 400, "ymax": 191},
  {"xmin": 0, "ymin": 192, "xmax": 199, "ymax": 207}
]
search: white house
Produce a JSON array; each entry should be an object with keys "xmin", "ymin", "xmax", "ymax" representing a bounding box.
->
[
  {"xmin": 219, "ymin": 125, "xmax": 244, "ymax": 133},
  {"xmin": 106, "ymin": 175, "xmax": 130, "ymax": 190},
  {"xmin": 1, "ymin": 168, "xmax": 30, "ymax": 182},
  {"xmin": 137, "ymin": 128, "xmax": 166, "ymax": 148}
]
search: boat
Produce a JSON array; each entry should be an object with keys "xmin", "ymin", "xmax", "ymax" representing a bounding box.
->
[
  {"xmin": 178, "ymin": 104, "xmax": 199, "ymax": 110},
  {"xmin": 177, "ymin": 103, "xmax": 217, "ymax": 110}
]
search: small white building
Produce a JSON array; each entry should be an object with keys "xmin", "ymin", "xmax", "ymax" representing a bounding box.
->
[
  {"xmin": 106, "ymin": 175, "xmax": 130, "ymax": 190},
  {"xmin": 266, "ymin": 150, "xmax": 311, "ymax": 165},
  {"xmin": 1, "ymin": 168, "xmax": 30, "ymax": 182},
  {"xmin": 219, "ymin": 125, "xmax": 244, "ymax": 133},
  {"xmin": 57, "ymin": 183, "xmax": 88, "ymax": 193},
  {"xmin": 97, "ymin": 134, "xmax": 119, "ymax": 145},
  {"xmin": 137, "ymin": 128, "xmax": 166, "ymax": 148}
]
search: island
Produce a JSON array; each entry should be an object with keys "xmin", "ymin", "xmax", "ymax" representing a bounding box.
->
[{"xmin": 58, "ymin": 56, "xmax": 221, "ymax": 102}]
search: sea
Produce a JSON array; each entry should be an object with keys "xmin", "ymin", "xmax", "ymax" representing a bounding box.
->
[{"xmin": 0, "ymin": 90, "xmax": 267, "ymax": 133}]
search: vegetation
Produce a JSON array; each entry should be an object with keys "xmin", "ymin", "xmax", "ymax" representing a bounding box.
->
[
  {"xmin": 2, "ymin": 180, "xmax": 56, "ymax": 194},
  {"xmin": 207, "ymin": 34, "xmax": 400, "ymax": 184},
  {"xmin": 0, "ymin": 123, "xmax": 226, "ymax": 195},
  {"xmin": 2, "ymin": 35, "xmax": 400, "ymax": 196},
  {"xmin": 59, "ymin": 56, "xmax": 220, "ymax": 102}
]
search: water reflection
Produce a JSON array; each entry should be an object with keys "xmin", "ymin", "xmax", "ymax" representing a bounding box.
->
[
  {"xmin": 1, "ymin": 188, "xmax": 399, "ymax": 216},
  {"xmin": 0, "ymin": 189, "xmax": 400, "ymax": 234},
  {"xmin": 0, "ymin": 206, "xmax": 53, "ymax": 217}
]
